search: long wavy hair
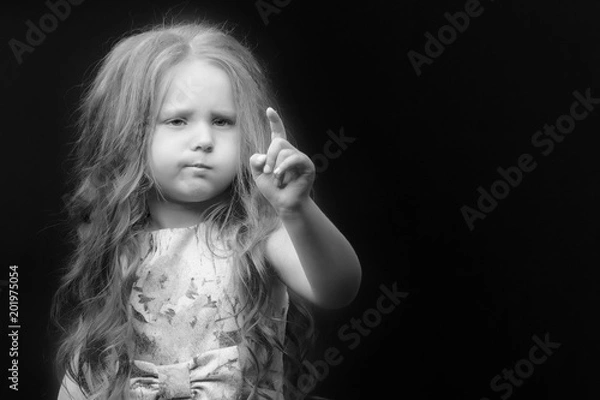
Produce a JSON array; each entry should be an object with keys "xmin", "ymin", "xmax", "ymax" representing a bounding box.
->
[{"xmin": 51, "ymin": 20, "xmax": 319, "ymax": 400}]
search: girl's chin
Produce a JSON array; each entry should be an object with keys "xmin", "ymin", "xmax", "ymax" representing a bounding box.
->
[
  {"xmin": 149, "ymin": 182, "xmax": 234, "ymax": 205},
  {"xmin": 175, "ymin": 189, "xmax": 232, "ymax": 205}
]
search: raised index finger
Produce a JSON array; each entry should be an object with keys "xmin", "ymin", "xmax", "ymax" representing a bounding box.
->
[{"xmin": 266, "ymin": 107, "xmax": 286, "ymax": 141}]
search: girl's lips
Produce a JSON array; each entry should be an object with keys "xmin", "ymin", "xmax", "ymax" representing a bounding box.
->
[{"xmin": 189, "ymin": 163, "xmax": 212, "ymax": 169}]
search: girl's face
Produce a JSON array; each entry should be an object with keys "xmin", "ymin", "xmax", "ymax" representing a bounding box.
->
[{"xmin": 149, "ymin": 59, "xmax": 241, "ymax": 204}]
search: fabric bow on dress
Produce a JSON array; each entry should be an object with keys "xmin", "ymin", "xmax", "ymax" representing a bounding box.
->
[{"xmin": 130, "ymin": 345, "xmax": 242, "ymax": 400}]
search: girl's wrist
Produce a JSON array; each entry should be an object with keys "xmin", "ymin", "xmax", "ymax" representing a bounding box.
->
[{"xmin": 276, "ymin": 197, "xmax": 314, "ymax": 222}]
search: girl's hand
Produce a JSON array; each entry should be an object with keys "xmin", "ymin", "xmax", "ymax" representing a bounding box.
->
[{"xmin": 249, "ymin": 108, "xmax": 315, "ymax": 218}]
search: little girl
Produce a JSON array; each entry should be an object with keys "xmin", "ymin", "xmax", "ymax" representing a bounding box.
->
[{"xmin": 51, "ymin": 20, "xmax": 361, "ymax": 400}]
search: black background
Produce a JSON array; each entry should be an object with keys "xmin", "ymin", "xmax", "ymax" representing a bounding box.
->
[{"xmin": 3, "ymin": 0, "xmax": 600, "ymax": 399}]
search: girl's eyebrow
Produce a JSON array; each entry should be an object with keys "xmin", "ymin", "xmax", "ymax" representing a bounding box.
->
[
  {"xmin": 159, "ymin": 106, "xmax": 194, "ymax": 116},
  {"xmin": 210, "ymin": 108, "xmax": 237, "ymax": 116},
  {"xmin": 160, "ymin": 106, "xmax": 237, "ymax": 116}
]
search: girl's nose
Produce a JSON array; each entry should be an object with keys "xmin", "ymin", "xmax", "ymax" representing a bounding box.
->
[{"xmin": 191, "ymin": 122, "xmax": 214, "ymax": 152}]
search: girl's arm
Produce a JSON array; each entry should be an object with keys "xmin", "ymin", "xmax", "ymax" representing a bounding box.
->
[
  {"xmin": 265, "ymin": 197, "xmax": 362, "ymax": 309},
  {"xmin": 250, "ymin": 108, "xmax": 362, "ymax": 309}
]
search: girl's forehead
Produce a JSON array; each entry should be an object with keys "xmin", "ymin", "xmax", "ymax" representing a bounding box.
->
[{"xmin": 160, "ymin": 59, "xmax": 236, "ymax": 110}]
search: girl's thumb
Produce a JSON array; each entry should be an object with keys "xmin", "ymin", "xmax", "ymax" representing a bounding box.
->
[{"xmin": 249, "ymin": 153, "xmax": 267, "ymax": 180}]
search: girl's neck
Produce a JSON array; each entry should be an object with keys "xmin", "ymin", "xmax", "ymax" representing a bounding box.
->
[{"xmin": 146, "ymin": 190, "xmax": 230, "ymax": 230}]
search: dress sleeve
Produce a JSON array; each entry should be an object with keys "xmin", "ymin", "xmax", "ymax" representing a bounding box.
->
[{"xmin": 56, "ymin": 372, "xmax": 88, "ymax": 400}]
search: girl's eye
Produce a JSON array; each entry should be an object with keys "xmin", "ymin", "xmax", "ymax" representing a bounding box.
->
[
  {"xmin": 166, "ymin": 118, "xmax": 186, "ymax": 127},
  {"xmin": 213, "ymin": 118, "xmax": 234, "ymax": 127}
]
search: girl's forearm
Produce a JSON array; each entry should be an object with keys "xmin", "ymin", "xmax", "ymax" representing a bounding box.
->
[{"xmin": 280, "ymin": 198, "xmax": 362, "ymax": 309}]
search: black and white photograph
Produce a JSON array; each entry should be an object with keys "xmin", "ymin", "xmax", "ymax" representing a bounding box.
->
[{"xmin": 2, "ymin": 0, "xmax": 600, "ymax": 399}]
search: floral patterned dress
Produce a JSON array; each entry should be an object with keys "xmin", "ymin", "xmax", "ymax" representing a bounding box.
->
[{"xmin": 128, "ymin": 223, "xmax": 289, "ymax": 400}]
